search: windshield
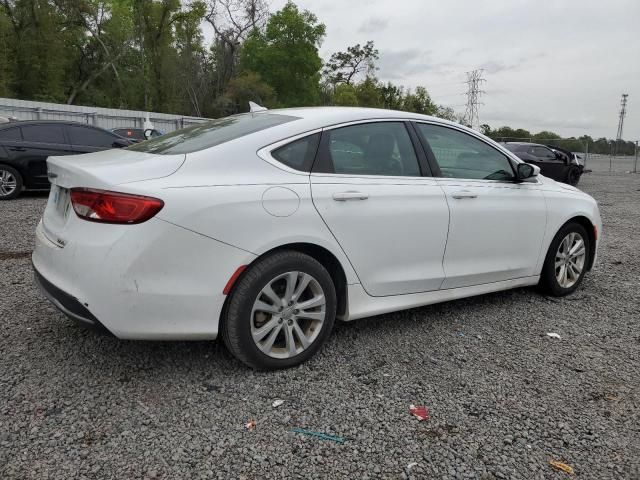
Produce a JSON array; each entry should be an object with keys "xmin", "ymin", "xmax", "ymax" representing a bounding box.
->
[{"xmin": 127, "ymin": 113, "xmax": 299, "ymax": 154}]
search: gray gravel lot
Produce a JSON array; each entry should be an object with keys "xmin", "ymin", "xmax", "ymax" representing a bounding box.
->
[{"xmin": 1, "ymin": 173, "xmax": 639, "ymax": 479}]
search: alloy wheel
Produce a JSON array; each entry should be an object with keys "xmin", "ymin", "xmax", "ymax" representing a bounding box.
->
[
  {"xmin": 251, "ymin": 271, "xmax": 326, "ymax": 359},
  {"xmin": 555, "ymin": 232, "xmax": 586, "ymax": 288},
  {"xmin": 0, "ymin": 168, "xmax": 17, "ymax": 197}
]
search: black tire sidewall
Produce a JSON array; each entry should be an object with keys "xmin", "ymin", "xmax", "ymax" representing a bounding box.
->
[
  {"xmin": 541, "ymin": 222, "xmax": 590, "ymax": 296},
  {"xmin": 566, "ymin": 167, "xmax": 580, "ymax": 186},
  {"xmin": 0, "ymin": 164, "xmax": 23, "ymax": 200},
  {"xmin": 223, "ymin": 251, "xmax": 337, "ymax": 370}
]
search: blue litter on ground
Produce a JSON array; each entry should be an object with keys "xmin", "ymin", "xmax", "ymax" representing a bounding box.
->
[{"xmin": 290, "ymin": 428, "xmax": 345, "ymax": 444}]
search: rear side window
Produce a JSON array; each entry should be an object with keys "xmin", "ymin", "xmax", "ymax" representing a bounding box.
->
[
  {"xmin": 128, "ymin": 113, "xmax": 299, "ymax": 155},
  {"xmin": 0, "ymin": 127, "xmax": 21, "ymax": 141},
  {"xmin": 21, "ymin": 124, "xmax": 65, "ymax": 144},
  {"xmin": 67, "ymin": 125, "xmax": 117, "ymax": 148},
  {"xmin": 271, "ymin": 133, "xmax": 320, "ymax": 171}
]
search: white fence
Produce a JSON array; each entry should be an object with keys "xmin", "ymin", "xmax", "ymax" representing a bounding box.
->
[{"xmin": 0, "ymin": 98, "xmax": 209, "ymax": 133}]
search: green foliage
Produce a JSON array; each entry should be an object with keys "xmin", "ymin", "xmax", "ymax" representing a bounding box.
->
[
  {"xmin": 332, "ymin": 84, "xmax": 358, "ymax": 106},
  {"xmin": 323, "ymin": 41, "xmax": 378, "ymax": 86},
  {"xmin": 240, "ymin": 1, "xmax": 325, "ymax": 106},
  {"xmin": 0, "ymin": 0, "xmax": 631, "ymax": 155}
]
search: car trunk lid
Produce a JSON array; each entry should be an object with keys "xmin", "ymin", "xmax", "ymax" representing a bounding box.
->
[{"xmin": 42, "ymin": 150, "xmax": 184, "ymax": 246}]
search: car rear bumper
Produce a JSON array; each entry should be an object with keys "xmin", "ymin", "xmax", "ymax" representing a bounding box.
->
[
  {"xmin": 33, "ymin": 265, "xmax": 113, "ymax": 335},
  {"xmin": 32, "ymin": 217, "xmax": 256, "ymax": 340}
]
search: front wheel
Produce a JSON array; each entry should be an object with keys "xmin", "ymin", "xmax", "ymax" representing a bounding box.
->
[
  {"xmin": 222, "ymin": 251, "xmax": 337, "ymax": 370},
  {"xmin": 566, "ymin": 166, "xmax": 581, "ymax": 186},
  {"xmin": 539, "ymin": 222, "xmax": 590, "ymax": 296}
]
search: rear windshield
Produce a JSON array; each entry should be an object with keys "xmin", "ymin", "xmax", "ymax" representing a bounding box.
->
[{"xmin": 127, "ymin": 113, "xmax": 299, "ymax": 154}]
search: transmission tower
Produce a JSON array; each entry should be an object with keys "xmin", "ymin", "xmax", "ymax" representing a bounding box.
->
[
  {"xmin": 463, "ymin": 69, "xmax": 486, "ymax": 131},
  {"xmin": 614, "ymin": 94, "xmax": 629, "ymax": 155}
]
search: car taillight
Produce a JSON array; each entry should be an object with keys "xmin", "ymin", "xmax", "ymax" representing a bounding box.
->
[{"xmin": 70, "ymin": 188, "xmax": 164, "ymax": 224}]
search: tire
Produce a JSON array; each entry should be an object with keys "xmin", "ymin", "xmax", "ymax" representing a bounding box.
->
[
  {"xmin": 0, "ymin": 164, "xmax": 22, "ymax": 200},
  {"xmin": 539, "ymin": 222, "xmax": 590, "ymax": 296},
  {"xmin": 222, "ymin": 250, "xmax": 337, "ymax": 370},
  {"xmin": 566, "ymin": 166, "xmax": 581, "ymax": 186}
]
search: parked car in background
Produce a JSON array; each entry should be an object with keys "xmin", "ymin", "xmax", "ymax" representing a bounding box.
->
[
  {"xmin": 503, "ymin": 142, "xmax": 584, "ymax": 185},
  {"xmin": 33, "ymin": 107, "xmax": 602, "ymax": 370},
  {"xmin": 111, "ymin": 127, "xmax": 163, "ymax": 143},
  {"xmin": 0, "ymin": 121, "xmax": 133, "ymax": 199}
]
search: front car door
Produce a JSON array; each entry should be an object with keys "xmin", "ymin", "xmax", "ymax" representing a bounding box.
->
[
  {"xmin": 414, "ymin": 122, "xmax": 547, "ymax": 289},
  {"xmin": 310, "ymin": 120, "xmax": 450, "ymax": 296},
  {"xmin": 528, "ymin": 145, "xmax": 567, "ymax": 181}
]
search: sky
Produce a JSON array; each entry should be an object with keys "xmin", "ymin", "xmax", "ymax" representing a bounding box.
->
[{"xmin": 263, "ymin": 0, "xmax": 640, "ymax": 140}]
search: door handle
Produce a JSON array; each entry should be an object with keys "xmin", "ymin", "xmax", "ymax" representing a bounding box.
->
[
  {"xmin": 332, "ymin": 191, "xmax": 369, "ymax": 201},
  {"xmin": 9, "ymin": 147, "xmax": 26, "ymax": 152},
  {"xmin": 451, "ymin": 190, "xmax": 478, "ymax": 199}
]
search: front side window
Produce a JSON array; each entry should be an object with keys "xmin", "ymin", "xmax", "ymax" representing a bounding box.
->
[
  {"xmin": 532, "ymin": 146, "xmax": 558, "ymax": 161},
  {"xmin": 271, "ymin": 133, "xmax": 320, "ymax": 172},
  {"xmin": 21, "ymin": 125, "xmax": 65, "ymax": 144},
  {"xmin": 316, "ymin": 122, "xmax": 421, "ymax": 176},
  {"xmin": 67, "ymin": 126, "xmax": 117, "ymax": 147},
  {"xmin": 416, "ymin": 124, "xmax": 515, "ymax": 181},
  {"xmin": 128, "ymin": 113, "xmax": 299, "ymax": 155}
]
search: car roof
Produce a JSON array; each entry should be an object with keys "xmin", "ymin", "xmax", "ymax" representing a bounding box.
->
[
  {"xmin": 212, "ymin": 106, "xmax": 476, "ymax": 149},
  {"xmin": 264, "ymin": 106, "xmax": 453, "ymax": 129},
  {"xmin": 505, "ymin": 141, "xmax": 546, "ymax": 147}
]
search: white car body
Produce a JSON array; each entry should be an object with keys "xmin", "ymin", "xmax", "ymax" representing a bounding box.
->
[{"xmin": 33, "ymin": 107, "xmax": 602, "ymax": 341}]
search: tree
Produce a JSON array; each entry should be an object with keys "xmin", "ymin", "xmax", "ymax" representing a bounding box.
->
[
  {"xmin": 222, "ymin": 71, "xmax": 274, "ymax": 113},
  {"xmin": 240, "ymin": 1, "xmax": 325, "ymax": 106},
  {"xmin": 205, "ymin": 0, "xmax": 267, "ymax": 97},
  {"xmin": 402, "ymin": 86, "xmax": 437, "ymax": 115},
  {"xmin": 323, "ymin": 40, "xmax": 378, "ymax": 86},
  {"xmin": 332, "ymin": 83, "xmax": 358, "ymax": 106}
]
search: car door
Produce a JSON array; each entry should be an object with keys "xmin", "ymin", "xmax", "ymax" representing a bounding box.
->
[
  {"xmin": 19, "ymin": 124, "xmax": 74, "ymax": 188},
  {"xmin": 529, "ymin": 145, "xmax": 567, "ymax": 181},
  {"xmin": 414, "ymin": 122, "xmax": 547, "ymax": 289},
  {"xmin": 310, "ymin": 120, "xmax": 450, "ymax": 296},
  {"xmin": 66, "ymin": 124, "xmax": 123, "ymax": 153}
]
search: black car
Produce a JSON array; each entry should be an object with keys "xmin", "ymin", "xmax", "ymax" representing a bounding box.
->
[
  {"xmin": 111, "ymin": 127, "xmax": 163, "ymax": 143},
  {"xmin": 503, "ymin": 142, "xmax": 584, "ymax": 186},
  {"xmin": 0, "ymin": 121, "xmax": 132, "ymax": 199}
]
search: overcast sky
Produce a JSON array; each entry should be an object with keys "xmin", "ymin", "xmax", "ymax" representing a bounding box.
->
[{"xmin": 268, "ymin": 0, "xmax": 639, "ymax": 139}]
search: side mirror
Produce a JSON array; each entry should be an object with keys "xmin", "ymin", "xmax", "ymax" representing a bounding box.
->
[
  {"xmin": 144, "ymin": 128, "xmax": 154, "ymax": 140},
  {"xmin": 517, "ymin": 163, "xmax": 539, "ymax": 181},
  {"xmin": 112, "ymin": 139, "xmax": 129, "ymax": 148}
]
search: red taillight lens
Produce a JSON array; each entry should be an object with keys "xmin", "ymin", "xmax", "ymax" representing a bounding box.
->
[{"xmin": 70, "ymin": 188, "xmax": 164, "ymax": 224}]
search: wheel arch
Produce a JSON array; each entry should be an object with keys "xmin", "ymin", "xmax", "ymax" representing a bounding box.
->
[
  {"xmin": 561, "ymin": 215, "xmax": 597, "ymax": 270},
  {"xmin": 223, "ymin": 242, "xmax": 349, "ymax": 320}
]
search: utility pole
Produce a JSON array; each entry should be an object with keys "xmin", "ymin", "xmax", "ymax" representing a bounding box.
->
[
  {"xmin": 614, "ymin": 94, "xmax": 628, "ymax": 156},
  {"xmin": 463, "ymin": 69, "xmax": 486, "ymax": 131}
]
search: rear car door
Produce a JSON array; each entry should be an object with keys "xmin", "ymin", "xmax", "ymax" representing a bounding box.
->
[
  {"xmin": 415, "ymin": 122, "xmax": 547, "ymax": 289},
  {"xmin": 310, "ymin": 120, "xmax": 450, "ymax": 296},
  {"xmin": 66, "ymin": 125, "xmax": 121, "ymax": 153},
  {"xmin": 19, "ymin": 124, "xmax": 73, "ymax": 188}
]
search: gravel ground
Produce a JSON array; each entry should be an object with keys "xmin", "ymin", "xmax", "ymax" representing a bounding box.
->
[{"xmin": 1, "ymin": 173, "xmax": 639, "ymax": 479}]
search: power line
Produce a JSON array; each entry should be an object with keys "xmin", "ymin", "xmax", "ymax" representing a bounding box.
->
[
  {"xmin": 614, "ymin": 93, "xmax": 628, "ymax": 156},
  {"xmin": 463, "ymin": 69, "xmax": 485, "ymax": 130}
]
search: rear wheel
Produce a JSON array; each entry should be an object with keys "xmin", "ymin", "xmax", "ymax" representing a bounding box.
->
[
  {"xmin": 539, "ymin": 222, "xmax": 590, "ymax": 296},
  {"xmin": 222, "ymin": 251, "xmax": 337, "ymax": 370},
  {"xmin": 0, "ymin": 165, "xmax": 22, "ymax": 200}
]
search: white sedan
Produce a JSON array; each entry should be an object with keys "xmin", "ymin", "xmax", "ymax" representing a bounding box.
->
[{"xmin": 33, "ymin": 107, "xmax": 602, "ymax": 369}]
